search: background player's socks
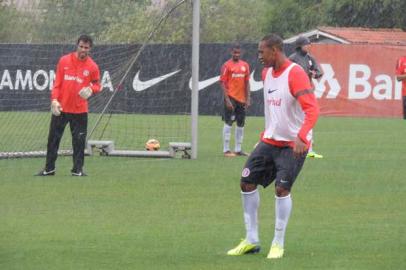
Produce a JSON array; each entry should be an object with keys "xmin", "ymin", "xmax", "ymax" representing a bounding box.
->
[
  {"xmin": 223, "ymin": 124, "xmax": 232, "ymax": 153},
  {"xmin": 235, "ymin": 126, "xmax": 244, "ymax": 153}
]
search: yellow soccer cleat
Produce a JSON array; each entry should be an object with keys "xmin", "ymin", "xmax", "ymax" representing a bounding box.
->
[
  {"xmin": 307, "ymin": 151, "xmax": 323, "ymax": 159},
  {"xmin": 227, "ymin": 239, "xmax": 260, "ymax": 256},
  {"xmin": 267, "ymin": 243, "xmax": 284, "ymax": 259}
]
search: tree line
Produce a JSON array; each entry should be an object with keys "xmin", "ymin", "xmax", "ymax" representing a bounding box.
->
[{"xmin": 1, "ymin": 0, "xmax": 405, "ymax": 44}]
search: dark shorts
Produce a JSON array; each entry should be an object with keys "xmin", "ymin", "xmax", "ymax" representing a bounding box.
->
[
  {"xmin": 240, "ymin": 141, "xmax": 307, "ymax": 190},
  {"xmin": 402, "ymin": 96, "xmax": 406, "ymax": 119},
  {"xmin": 222, "ymin": 97, "xmax": 246, "ymax": 127}
]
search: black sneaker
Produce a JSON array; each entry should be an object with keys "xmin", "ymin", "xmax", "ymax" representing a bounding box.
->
[
  {"xmin": 71, "ymin": 171, "xmax": 87, "ymax": 177},
  {"xmin": 35, "ymin": 169, "xmax": 55, "ymax": 176}
]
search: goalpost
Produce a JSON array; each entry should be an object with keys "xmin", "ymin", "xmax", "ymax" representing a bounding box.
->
[{"xmin": 0, "ymin": 0, "xmax": 199, "ymax": 159}]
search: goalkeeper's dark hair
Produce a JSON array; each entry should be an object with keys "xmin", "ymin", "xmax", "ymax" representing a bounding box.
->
[
  {"xmin": 261, "ymin": 34, "xmax": 283, "ymax": 51},
  {"xmin": 77, "ymin": 34, "xmax": 93, "ymax": 47}
]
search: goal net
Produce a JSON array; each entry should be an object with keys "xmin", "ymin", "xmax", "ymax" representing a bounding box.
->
[{"xmin": 0, "ymin": 0, "xmax": 192, "ymax": 159}]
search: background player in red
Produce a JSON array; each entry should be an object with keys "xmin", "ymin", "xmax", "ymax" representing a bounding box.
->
[
  {"xmin": 396, "ymin": 55, "xmax": 406, "ymax": 119},
  {"xmin": 227, "ymin": 34, "xmax": 319, "ymax": 259},
  {"xmin": 36, "ymin": 34, "xmax": 101, "ymax": 176},
  {"xmin": 220, "ymin": 44, "xmax": 251, "ymax": 157}
]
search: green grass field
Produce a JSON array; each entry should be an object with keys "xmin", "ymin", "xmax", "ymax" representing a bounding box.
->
[{"xmin": 1, "ymin": 116, "xmax": 405, "ymax": 270}]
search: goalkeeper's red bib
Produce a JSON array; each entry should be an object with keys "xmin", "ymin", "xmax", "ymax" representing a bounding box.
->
[{"xmin": 51, "ymin": 53, "xmax": 101, "ymax": 113}]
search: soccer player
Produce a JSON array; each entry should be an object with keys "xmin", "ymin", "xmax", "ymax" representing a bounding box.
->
[
  {"xmin": 396, "ymin": 55, "xmax": 406, "ymax": 119},
  {"xmin": 220, "ymin": 44, "xmax": 251, "ymax": 157},
  {"xmin": 36, "ymin": 34, "xmax": 101, "ymax": 176},
  {"xmin": 289, "ymin": 36, "xmax": 323, "ymax": 158},
  {"xmin": 227, "ymin": 34, "xmax": 319, "ymax": 259}
]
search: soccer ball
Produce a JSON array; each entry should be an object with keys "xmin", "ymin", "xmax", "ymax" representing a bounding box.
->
[{"xmin": 145, "ymin": 139, "xmax": 160, "ymax": 151}]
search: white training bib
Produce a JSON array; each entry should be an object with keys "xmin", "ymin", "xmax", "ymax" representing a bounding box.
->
[{"xmin": 263, "ymin": 63, "xmax": 312, "ymax": 142}]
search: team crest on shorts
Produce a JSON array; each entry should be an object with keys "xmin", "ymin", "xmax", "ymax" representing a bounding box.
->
[
  {"xmin": 83, "ymin": 70, "xmax": 90, "ymax": 76},
  {"xmin": 241, "ymin": 168, "xmax": 250, "ymax": 177}
]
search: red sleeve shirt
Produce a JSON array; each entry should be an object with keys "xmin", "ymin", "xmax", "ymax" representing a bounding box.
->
[
  {"xmin": 51, "ymin": 52, "xmax": 101, "ymax": 113},
  {"xmin": 396, "ymin": 56, "xmax": 406, "ymax": 96},
  {"xmin": 288, "ymin": 64, "xmax": 319, "ymax": 144},
  {"xmin": 220, "ymin": 59, "xmax": 250, "ymax": 103}
]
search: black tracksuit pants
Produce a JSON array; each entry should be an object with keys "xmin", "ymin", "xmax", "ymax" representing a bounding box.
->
[
  {"xmin": 45, "ymin": 112, "xmax": 88, "ymax": 173},
  {"xmin": 403, "ymin": 96, "xmax": 406, "ymax": 119}
]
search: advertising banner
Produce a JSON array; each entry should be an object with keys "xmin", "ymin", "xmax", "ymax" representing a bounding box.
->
[
  {"xmin": 310, "ymin": 44, "xmax": 406, "ymax": 118},
  {"xmin": 1, "ymin": 43, "xmax": 405, "ymax": 118}
]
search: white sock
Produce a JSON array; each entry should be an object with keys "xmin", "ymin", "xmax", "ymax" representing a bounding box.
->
[
  {"xmin": 308, "ymin": 139, "xmax": 314, "ymax": 152},
  {"xmin": 241, "ymin": 189, "xmax": 260, "ymax": 244},
  {"xmin": 308, "ymin": 142, "xmax": 313, "ymax": 152},
  {"xmin": 235, "ymin": 126, "xmax": 244, "ymax": 152},
  {"xmin": 309, "ymin": 129, "xmax": 315, "ymax": 152},
  {"xmin": 272, "ymin": 194, "xmax": 292, "ymax": 247},
  {"xmin": 223, "ymin": 124, "xmax": 232, "ymax": 152}
]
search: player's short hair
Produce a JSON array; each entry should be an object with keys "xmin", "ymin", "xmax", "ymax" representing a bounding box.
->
[
  {"xmin": 232, "ymin": 43, "xmax": 241, "ymax": 50},
  {"xmin": 77, "ymin": 34, "xmax": 93, "ymax": 47},
  {"xmin": 261, "ymin": 34, "xmax": 283, "ymax": 51}
]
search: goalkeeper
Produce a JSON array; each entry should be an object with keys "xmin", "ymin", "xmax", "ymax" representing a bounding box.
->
[{"xmin": 36, "ymin": 34, "xmax": 101, "ymax": 177}]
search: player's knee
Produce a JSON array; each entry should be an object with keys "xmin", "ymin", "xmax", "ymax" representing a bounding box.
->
[
  {"xmin": 240, "ymin": 182, "xmax": 256, "ymax": 192},
  {"xmin": 275, "ymin": 185, "xmax": 290, "ymax": 197}
]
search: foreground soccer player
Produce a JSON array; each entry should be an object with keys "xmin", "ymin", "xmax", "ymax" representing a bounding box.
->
[
  {"xmin": 36, "ymin": 35, "xmax": 101, "ymax": 177},
  {"xmin": 227, "ymin": 34, "xmax": 319, "ymax": 259}
]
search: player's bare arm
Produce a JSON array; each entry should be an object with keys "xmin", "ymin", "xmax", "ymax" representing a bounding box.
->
[
  {"xmin": 221, "ymin": 81, "xmax": 233, "ymax": 109},
  {"xmin": 293, "ymin": 136, "xmax": 307, "ymax": 157}
]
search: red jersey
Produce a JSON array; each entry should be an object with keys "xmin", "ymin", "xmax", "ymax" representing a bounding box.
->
[
  {"xmin": 260, "ymin": 59, "xmax": 319, "ymax": 148},
  {"xmin": 396, "ymin": 56, "xmax": 406, "ymax": 96},
  {"xmin": 51, "ymin": 52, "xmax": 101, "ymax": 113},
  {"xmin": 220, "ymin": 59, "xmax": 250, "ymax": 103}
]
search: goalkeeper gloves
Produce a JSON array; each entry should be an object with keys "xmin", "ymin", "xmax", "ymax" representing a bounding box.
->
[
  {"xmin": 79, "ymin": 86, "xmax": 93, "ymax": 100},
  {"xmin": 51, "ymin": 99, "xmax": 62, "ymax": 116}
]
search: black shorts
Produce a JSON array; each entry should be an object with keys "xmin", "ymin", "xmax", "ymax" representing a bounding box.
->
[
  {"xmin": 240, "ymin": 141, "xmax": 307, "ymax": 190},
  {"xmin": 222, "ymin": 97, "xmax": 246, "ymax": 127}
]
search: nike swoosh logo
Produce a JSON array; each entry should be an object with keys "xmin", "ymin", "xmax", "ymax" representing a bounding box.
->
[
  {"xmin": 188, "ymin": 76, "xmax": 220, "ymax": 91},
  {"xmin": 249, "ymin": 70, "xmax": 263, "ymax": 92},
  {"xmin": 133, "ymin": 69, "xmax": 180, "ymax": 91},
  {"xmin": 268, "ymin": 89, "xmax": 277, "ymax": 94},
  {"xmin": 188, "ymin": 71, "xmax": 263, "ymax": 92},
  {"xmin": 134, "ymin": 69, "xmax": 263, "ymax": 92}
]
